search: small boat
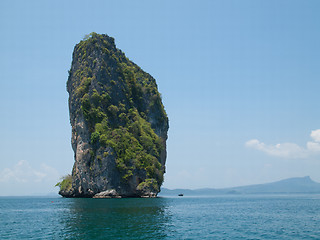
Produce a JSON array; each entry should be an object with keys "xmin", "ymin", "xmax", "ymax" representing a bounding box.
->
[{"xmin": 178, "ymin": 193, "xmax": 184, "ymax": 196}]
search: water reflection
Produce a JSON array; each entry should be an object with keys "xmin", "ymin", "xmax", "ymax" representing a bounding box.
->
[{"xmin": 60, "ymin": 197, "xmax": 173, "ymax": 239}]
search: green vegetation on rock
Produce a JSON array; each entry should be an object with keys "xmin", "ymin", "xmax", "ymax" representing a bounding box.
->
[
  {"xmin": 55, "ymin": 175, "xmax": 72, "ymax": 192},
  {"xmin": 63, "ymin": 33, "xmax": 168, "ymax": 196}
]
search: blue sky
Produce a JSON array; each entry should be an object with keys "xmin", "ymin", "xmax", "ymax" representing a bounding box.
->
[{"xmin": 0, "ymin": 0, "xmax": 320, "ymax": 195}]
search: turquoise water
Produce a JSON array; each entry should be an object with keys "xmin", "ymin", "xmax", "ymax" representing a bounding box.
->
[{"xmin": 1, "ymin": 195, "xmax": 320, "ymax": 239}]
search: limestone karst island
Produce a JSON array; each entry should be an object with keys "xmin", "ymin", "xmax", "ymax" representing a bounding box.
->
[{"xmin": 56, "ymin": 33, "xmax": 169, "ymax": 198}]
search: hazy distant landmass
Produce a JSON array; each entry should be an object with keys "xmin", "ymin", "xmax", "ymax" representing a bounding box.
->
[{"xmin": 159, "ymin": 176, "xmax": 320, "ymax": 196}]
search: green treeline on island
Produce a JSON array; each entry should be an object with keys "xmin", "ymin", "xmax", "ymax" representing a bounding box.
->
[{"xmin": 56, "ymin": 33, "xmax": 168, "ymax": 198}]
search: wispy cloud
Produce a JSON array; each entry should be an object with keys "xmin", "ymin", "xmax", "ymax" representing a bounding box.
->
[
  {"xmin": 245, "ymin": 129, "xmax": 320, "ymax": 159},
  {"xmin": 310, "ymin": 129, "xmax": 320, "ymax": 142},
  {"xmin": 0, "ymin": 160, "xmax": 59, "ymax": 183}
]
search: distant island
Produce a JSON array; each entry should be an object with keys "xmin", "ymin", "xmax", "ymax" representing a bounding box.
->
[
  {"xmin": 56, "ymin": 33, "xmax": 169, "ymax": 198},
  {"xmin": 159, "ymin": 176, "xmax": 320, "ymax": 196}
]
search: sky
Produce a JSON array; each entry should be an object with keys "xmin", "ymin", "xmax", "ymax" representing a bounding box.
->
[{"xmin": 0, "ymin": 0, "xmax": 320, "ymax": 195}]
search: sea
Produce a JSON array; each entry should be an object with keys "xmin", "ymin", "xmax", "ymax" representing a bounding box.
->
[{"xmin": 1, "ymin": 194, "xmax": 320, "ymax": 239}]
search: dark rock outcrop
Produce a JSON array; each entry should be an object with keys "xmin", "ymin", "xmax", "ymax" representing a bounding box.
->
[{"xmin": 58, "ymin": 33, "xmax": 168, "ymax": 198}]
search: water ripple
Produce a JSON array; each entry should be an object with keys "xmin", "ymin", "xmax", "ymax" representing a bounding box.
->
[{"xmin": 1, "ymin": 195, "xmax": 320, "ymax": 239}]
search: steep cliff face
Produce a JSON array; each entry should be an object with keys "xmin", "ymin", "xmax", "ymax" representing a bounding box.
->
[{"xmin": 59, "ymin": 33, "xmax": 168, "ymax": 198}]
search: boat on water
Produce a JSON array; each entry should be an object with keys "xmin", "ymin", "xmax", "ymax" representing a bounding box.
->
[{"xmin": 178, "ymin": 193, "xmax": 184, "ymax": 196}]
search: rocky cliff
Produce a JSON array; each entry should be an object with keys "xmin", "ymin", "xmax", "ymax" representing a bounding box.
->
[{"xmin": 58, "ymin": 33, "xmax": 168, "ymax": 198}]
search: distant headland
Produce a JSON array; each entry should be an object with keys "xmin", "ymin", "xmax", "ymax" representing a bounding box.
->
[{"xmin": 160, "ymin": 176, "xmax": 320, "ymax": 196}]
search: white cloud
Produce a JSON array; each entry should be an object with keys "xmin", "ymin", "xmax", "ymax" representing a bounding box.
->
[
  {"xmin": 306, "ymin": 141, "xmax": 320, "ymax": 152},
  {"xmin": 246, "ymin": 129, "xmax": 320, "ymax": 159},
  {"xmin": 245, "ymin": 139, "xmax": 307, "ymax": 158},
  {"xmin": 311, "ymin": 129, "xmax": 320, "ymax": 142},
  {"xmin": 0, "ymin": 160, "xmax": 59, "ymax": 183}
]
